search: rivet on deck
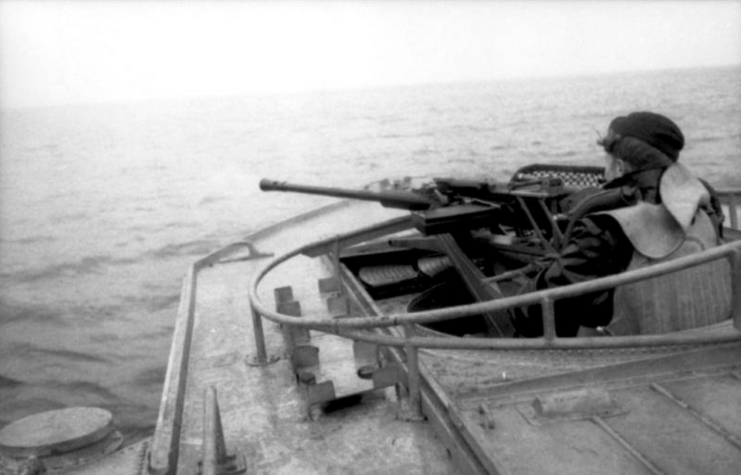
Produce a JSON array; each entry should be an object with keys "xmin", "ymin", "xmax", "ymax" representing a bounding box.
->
[{"xmin": 478, "ymin": 403, "xmax": 496, "ymax": 430}]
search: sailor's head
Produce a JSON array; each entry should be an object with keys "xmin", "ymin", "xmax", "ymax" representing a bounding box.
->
[{"xmin": 597, "ymin": 111, "xmax": 684, "ymax": 182}]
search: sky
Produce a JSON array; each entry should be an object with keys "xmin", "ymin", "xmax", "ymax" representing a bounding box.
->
[{"xmin": 1, "ymin": 0, "xmax": 740, "ymax": 109}]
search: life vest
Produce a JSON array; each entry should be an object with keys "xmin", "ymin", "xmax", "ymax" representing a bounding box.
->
[{"xmin": 596, "ymin": 167, "xmax": 731, "ymax": 335}]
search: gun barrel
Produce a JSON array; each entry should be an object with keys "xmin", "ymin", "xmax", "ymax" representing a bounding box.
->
[{"xmin": 259, "ymin": 179, "xmax": 435, "ymax": 210}]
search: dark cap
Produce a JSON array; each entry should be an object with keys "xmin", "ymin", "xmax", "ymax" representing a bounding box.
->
[{"xmin": 605, "ymin": 112, "xmax": 684, "ymax": 161}]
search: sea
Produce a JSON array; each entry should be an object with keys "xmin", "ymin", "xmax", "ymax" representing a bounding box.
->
[{"xmin": 1, "ymin": 66, "xmax": 740, "ymax": 443}]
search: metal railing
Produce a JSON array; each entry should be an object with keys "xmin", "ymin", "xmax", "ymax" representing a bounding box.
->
[
  {"xmin": 248, "ymin": 189, "xmax": 741, "ymax": 351},
  {"xmin": 248, "ymin": 187, "xmax": 741, "ymax": 349},
  {"xmin": 248, "ymin": 228, "xmax": 741, "ymax": 351},
  {"xmin": 245, "ymin": 213, "xmax": 741, "ymax": 431}
]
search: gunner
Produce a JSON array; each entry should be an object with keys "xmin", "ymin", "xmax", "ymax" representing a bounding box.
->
[{"xmin": 515, "ymin": 111, "xmax": 728, "ymax": 337}]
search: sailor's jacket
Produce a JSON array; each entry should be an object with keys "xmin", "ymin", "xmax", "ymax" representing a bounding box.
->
[
  {"xmin": 600, "ymin": 201, "xmax": 730, "ymax": 335},
  {"xmin": 516, "ymin": 164, "xmax": 730, "ymax": 337}
]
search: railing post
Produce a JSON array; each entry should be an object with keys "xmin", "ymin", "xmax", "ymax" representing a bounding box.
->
[
  {"xmin": 541, "ymin": 297, "xmax": 557, "ymax": 342},
  {"xmin": 333, "ymin": 235, "xmax": 344, "ymax": 296},
  {"xmin": 402, "ymin": 323, "xmax": 424, "ymax": 421},
  {"xmin": 252, "ymin": 307, "xmax": 268, "ymax": 362},
  {"xmin": 246, "ymin": 306, "xmax": 278, "ymax": 366},
  {"xmin": 730, "ymin": 248, "xmax": 741, "ymax": 332}
]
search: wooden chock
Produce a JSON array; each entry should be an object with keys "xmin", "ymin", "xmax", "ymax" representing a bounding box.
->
[
  {"xmin": 277, "ymin": 300, "xmax": 310, "ymax": 350},
  {"xmin": 274, "ymin": 286, "xmax": 294, "ymax": 305},
  {"xmin": 291, "ymin": 345, "xmax": 320, "ymax": 370},
  {"xmin": 318, "ymin": 277, "xmax": 341, "ymax": 293},
  {"xmin": 327, "ymin": 295, "xmax": 350, "ymax": 318}
]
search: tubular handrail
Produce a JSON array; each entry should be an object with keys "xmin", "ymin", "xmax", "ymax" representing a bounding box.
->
[
  {"xmin": 326, "ymin": 324, "xmax": 741, "ymax": 350},
  {"xmin": 248, "ymin": 227, "xmax": 741, "ymax": 348}
]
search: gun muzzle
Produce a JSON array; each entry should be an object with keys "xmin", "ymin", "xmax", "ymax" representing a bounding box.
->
[{"xmin": 259, "ymin": 179, "xmax": 287, "ymax": 192}]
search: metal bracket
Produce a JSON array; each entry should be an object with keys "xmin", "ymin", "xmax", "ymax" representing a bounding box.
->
[{"xmin": 212, "ymin": 240, "xmax": 275, "ymax": 265}]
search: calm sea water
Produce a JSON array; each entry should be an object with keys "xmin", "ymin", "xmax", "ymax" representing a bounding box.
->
[{"xmin": 1, "ymin": 66, "xmax": 740, "ymax": 442}]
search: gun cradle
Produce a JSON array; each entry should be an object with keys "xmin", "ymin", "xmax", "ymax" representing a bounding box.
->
[{"xmin": 412, "ymin": 204, "xmax": 502, "ymax": 235}]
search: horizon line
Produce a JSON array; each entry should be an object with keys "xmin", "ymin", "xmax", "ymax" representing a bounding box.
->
[{"xmin": 3, "ymin": 63, "xmax": 739, "ymax": 112}]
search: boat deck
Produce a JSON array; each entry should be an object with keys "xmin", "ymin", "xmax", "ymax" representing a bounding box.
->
[
  {"xmin": 149, "ymin": 196, "xmax": 741, "ymax": 475},
  {"xmin": 150, "ymin": 200, "xmax": 462, "ymax": 474},
  {"xmin": 428, "ymin": 343, "xmax": 741, "ymax": 474}
]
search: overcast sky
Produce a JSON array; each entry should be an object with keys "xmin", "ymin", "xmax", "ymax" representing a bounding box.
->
[{"xmin": 1, "ymin": 1, "xmax": 740, "ymax": 109}]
